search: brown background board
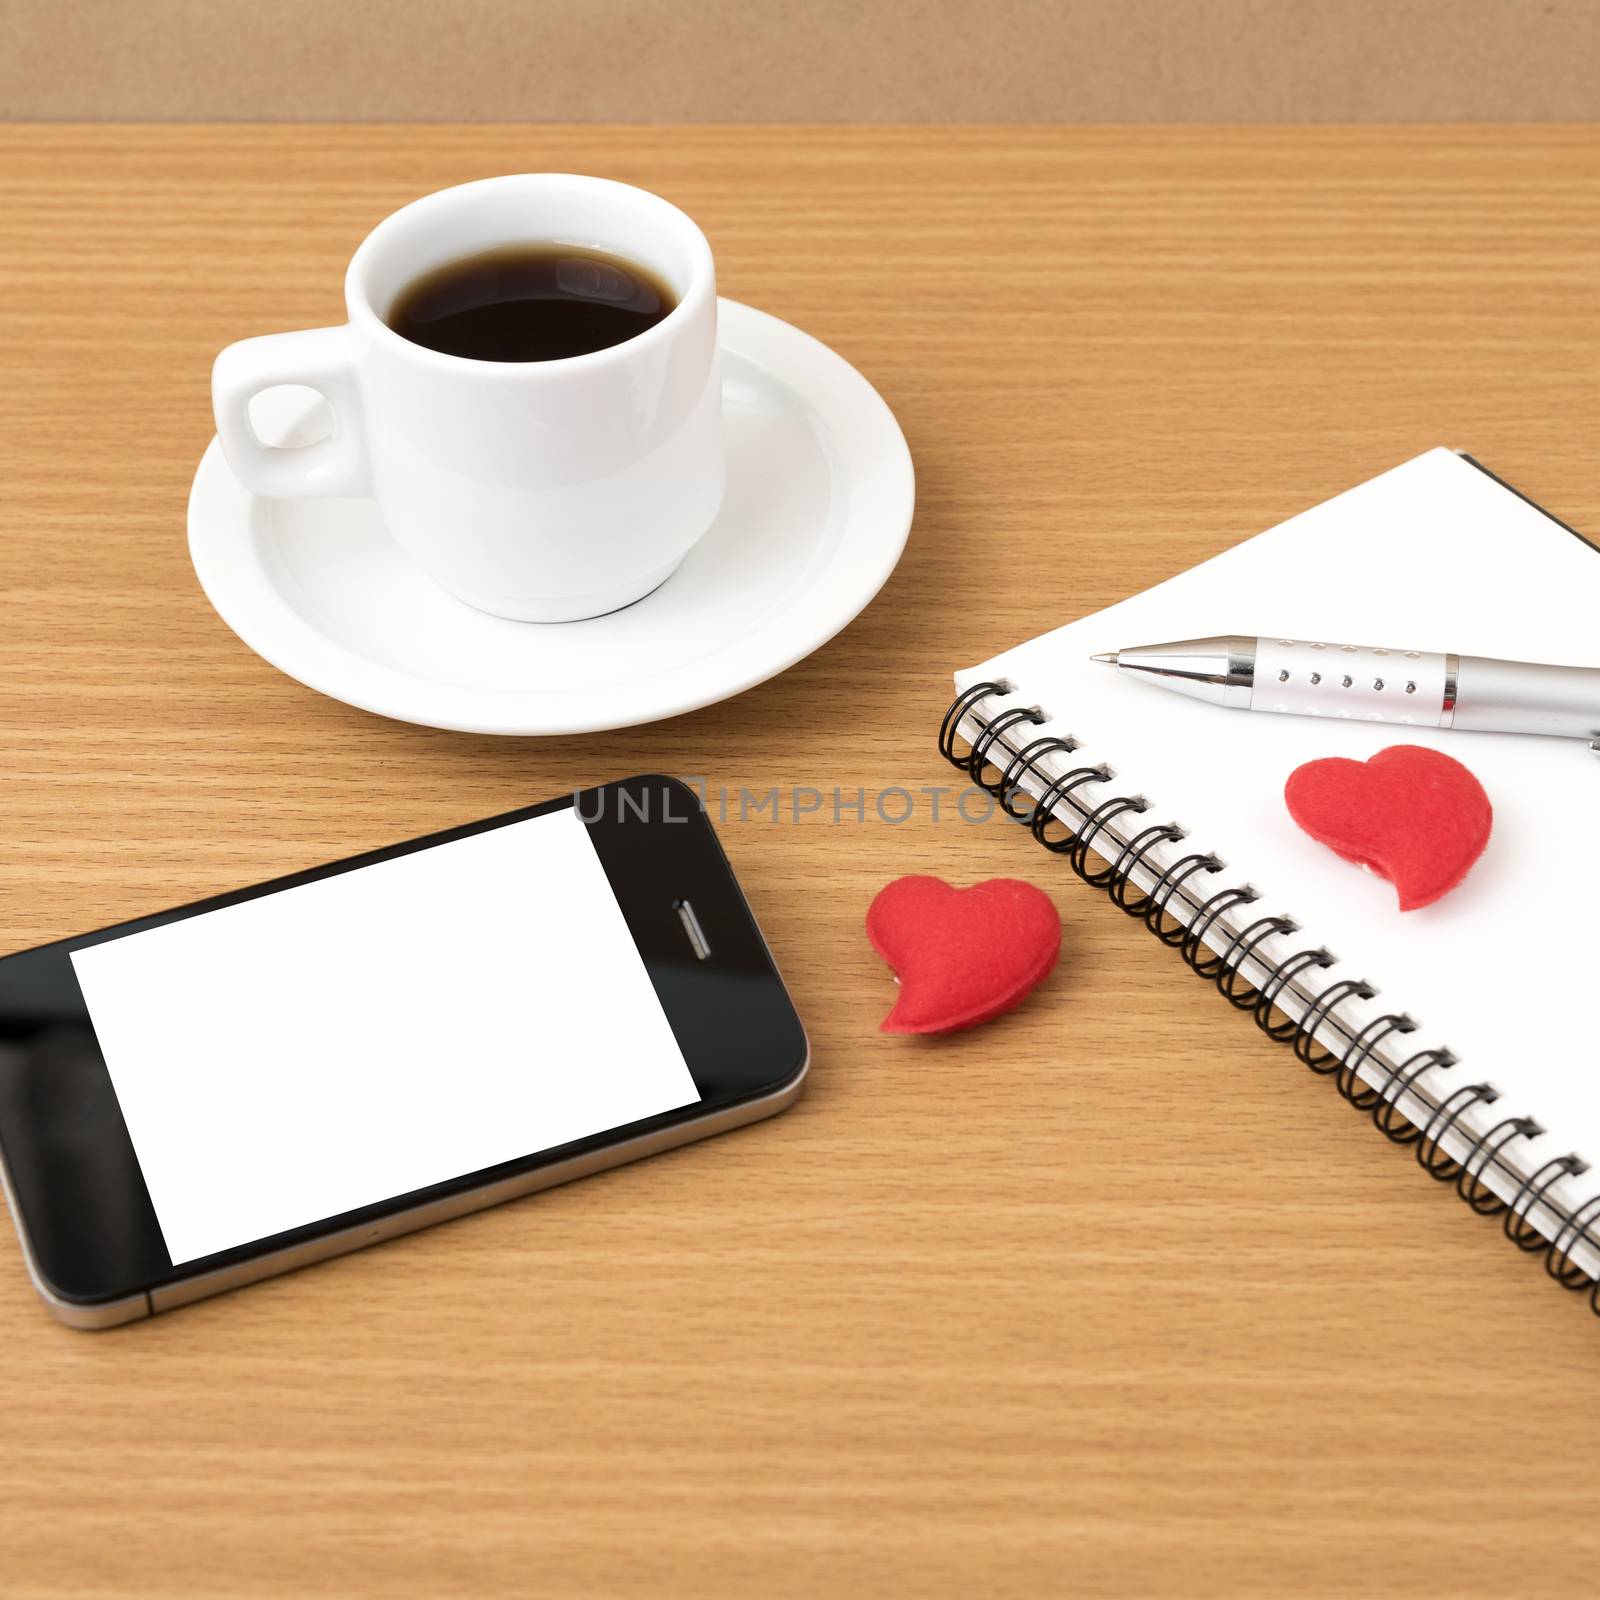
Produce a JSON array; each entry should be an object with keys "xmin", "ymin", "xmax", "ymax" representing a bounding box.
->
[
  {"xmin": 3, "ymin": 0, "xmax": 1600, "ymax": 121},
  {"xmin": 2, "ymin": 122, "xmax": 1600, "ymax": 1594}
]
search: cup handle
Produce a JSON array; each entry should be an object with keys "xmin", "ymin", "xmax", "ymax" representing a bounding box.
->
[{"xmin": 211, "ymin": 326, "xmax": 370, "ymax": 498}]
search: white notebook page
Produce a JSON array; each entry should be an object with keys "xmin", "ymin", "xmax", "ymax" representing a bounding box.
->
[{"xmin": 958, "ymin": 449, "xmax": 1600, "ymax": 1258}]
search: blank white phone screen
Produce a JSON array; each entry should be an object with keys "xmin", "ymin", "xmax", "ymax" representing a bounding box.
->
[{"xmin": 69, "ymin": 807, "xmax": 700, "ymax": 1265}]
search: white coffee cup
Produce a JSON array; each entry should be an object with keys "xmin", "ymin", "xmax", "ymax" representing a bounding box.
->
[{"xmin": 211, "ymin": 174, "xmax": 724, "ymax": 622}]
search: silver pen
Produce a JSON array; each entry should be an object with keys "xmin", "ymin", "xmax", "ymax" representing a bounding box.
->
[{"xmin": 1090, "ymin": 636, "xmax": 1600, "ymax": 748}]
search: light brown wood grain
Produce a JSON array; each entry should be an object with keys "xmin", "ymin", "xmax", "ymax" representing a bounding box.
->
[
  {"xmin": 1, "ymin": 124, "xmax": 1599, "ymax": 1600},
  {"xmin": 6, "ymin": 0, "xmax": 1600, "ymax": 122}
]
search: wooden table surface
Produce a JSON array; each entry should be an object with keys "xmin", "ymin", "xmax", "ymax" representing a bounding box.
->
[{"xmin": 2, "ymin": 124, "xmax": 1598, "ymax": 1598}]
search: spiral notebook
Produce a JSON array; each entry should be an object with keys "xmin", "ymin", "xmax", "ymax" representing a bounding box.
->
[{"xmin": 942, "ymin": 448, "xmax": 1600, "ymax": 1313}]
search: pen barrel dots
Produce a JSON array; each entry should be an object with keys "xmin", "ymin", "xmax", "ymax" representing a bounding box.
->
[
  {"xmin": 1249, "ymin": 639, "xmax": 1454, "ymax": 727},
  {"xmin": 1252, "ymin": 639, "xmax": 1600, "ymax": 739}
]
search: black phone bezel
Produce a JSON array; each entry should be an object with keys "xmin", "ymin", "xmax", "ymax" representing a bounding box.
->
[{"xmin": 0, "ymin": 775, "xmax": 806, "ymax": 1309}]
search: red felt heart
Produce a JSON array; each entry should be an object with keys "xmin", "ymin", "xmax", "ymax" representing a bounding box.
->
[
  {"xmin": 1284, "ymin": 744, "xmax": 1492, "ymax": 912},
  {"xmin": 866, "ymin": 875, "xmax": 1061, "ymax": 1035}
]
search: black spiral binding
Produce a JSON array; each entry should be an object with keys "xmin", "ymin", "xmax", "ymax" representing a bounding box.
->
[{"xmin": 941, "ymin": 685, "xmax": 1600, "ymax": 1318}]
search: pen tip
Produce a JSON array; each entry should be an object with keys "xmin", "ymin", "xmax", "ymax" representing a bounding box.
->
[{"xmin": 1089, "ymin": 652, "xmax": 1117, "ymax": 665}]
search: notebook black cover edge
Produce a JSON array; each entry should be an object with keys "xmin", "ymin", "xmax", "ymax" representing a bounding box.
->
[{"xmin": 1457, "ymin": 452, "xmax": 1600, "ymax": 559}]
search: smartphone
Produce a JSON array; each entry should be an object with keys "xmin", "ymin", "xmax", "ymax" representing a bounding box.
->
[{"xmin": 0, "ymin": 776, "xmax": 807, "ymax": 1328}]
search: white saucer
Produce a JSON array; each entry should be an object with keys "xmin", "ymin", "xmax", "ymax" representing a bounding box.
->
[{"xmin": 188, "ymin": 299, "xmax": 914, "ymax": 735}]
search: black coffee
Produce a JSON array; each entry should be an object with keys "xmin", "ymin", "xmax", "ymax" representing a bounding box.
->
[{"xmin": 387, "ymin": 243, "xmax": 677, "ymax": 362}]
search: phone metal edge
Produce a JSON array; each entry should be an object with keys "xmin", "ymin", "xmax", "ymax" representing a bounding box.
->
[
  {"xmin": 4, "ymin": 1051, "xmax": 807, "ymax": 1331},
  {"xmin": 0, "ymin": 1138, "xmax": 153, "ymax": 1328}
]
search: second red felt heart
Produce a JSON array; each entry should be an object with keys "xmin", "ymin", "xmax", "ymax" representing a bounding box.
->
[
  {"xmin": 1284, "ymin": 744, "xmax": 1492, "ymax": 911},
  {"xmin": 867, "ymin": 876, "xmax": 1061, "ymax": 1034}
]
